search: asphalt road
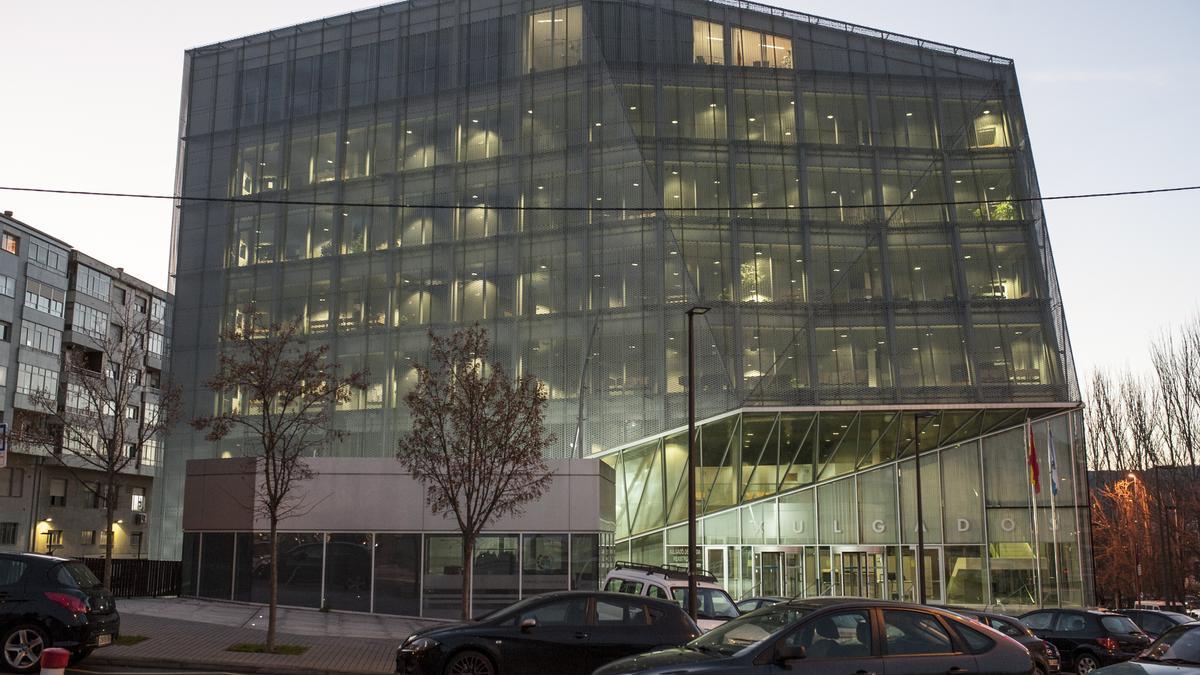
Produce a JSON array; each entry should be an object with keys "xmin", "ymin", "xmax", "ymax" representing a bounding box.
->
[{"xmin": 68, "ymin": 666, "xmax": 249, "ymax": 674}]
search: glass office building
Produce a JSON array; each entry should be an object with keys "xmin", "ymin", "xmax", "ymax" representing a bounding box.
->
[{"xmin": 165, "ymin": 0, "xmax": 1087, "ymax": 609}]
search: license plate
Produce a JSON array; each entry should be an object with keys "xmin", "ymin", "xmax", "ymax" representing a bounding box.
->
[{"xmin": 97, "ymin": 634, "xmax": 112, "ymax": 646}]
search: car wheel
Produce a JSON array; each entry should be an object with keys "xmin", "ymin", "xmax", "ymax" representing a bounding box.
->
[
  {"xmin": 444, "ymin": 649, "xmax": 495, "ymax": 675},
  {"xmin": 2, "ymin": 623, "xmax": 49, "ymax": 674},
  {"xmin": 1075, "ymin": 653, "xmax": 1100, "ymax": 675}
]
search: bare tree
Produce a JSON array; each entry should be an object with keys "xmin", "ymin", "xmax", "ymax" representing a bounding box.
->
[
  {"xmin": 192, "ymin": 322, "xmax": 367, "ymax": 651},
  {"xmin": 22, "ymin": 301, "xmax": 179, "ymax": 585},
  {"xmin": 397, "ymin": 327, "xmax": 554, "ymax": 620}
]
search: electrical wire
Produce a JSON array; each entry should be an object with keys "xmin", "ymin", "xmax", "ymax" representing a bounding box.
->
[{"xmin": 0, "ymin": 183, "xmax": 1197, "ymax": 212}]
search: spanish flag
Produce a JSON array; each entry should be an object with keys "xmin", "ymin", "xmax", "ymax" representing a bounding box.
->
[{"xmin": 1027, "ymin": 421, "xmax": 1041, "ymax": 494}]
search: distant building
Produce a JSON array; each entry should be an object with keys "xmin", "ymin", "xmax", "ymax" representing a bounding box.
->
[
  {"xmin": 0, "ymin": 210, "xmax": 172, "ymax": 559},
  {"xmin": 167, "ymin": 0, "xmax": 1087, "ymax": 616}
]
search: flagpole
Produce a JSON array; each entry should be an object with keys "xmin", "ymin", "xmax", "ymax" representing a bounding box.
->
[
  {"xmin": 1048, "ymin": 422, "xmax": 1060, "ymax": 603},
  {"xmin": 1028, "ymin": 418, "xmax": 1042, "ymax": 607}
]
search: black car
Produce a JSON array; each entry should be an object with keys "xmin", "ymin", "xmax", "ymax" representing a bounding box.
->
[
  {"xmin": 951, "ymin": 607, "xmax": 1061, "ymax": 674},
  {"xmin": 0, "ymin": 553, "xmax": 119, "ymax": 673},
  {"xmin": 1117, "ymin": 610, "xmax": 1194, "ymax": 640},
  {"xmin": 1021, "ymin": 608, "xmax": 1152, "ymax": 674},
  {"xmin": 396, "ymin": 591, "xmax": 699, "ymax": 675},
  {"xmin": 736, "ymin": 597, "xmax": 786, "ymax": 613},
  {"xmin": 593, "ymin": 598, "xmax": 1035, "ymax": 675},
  {"xmin": 1093, "ymin": 622, "xmax": 1200, "ymax": 673}
]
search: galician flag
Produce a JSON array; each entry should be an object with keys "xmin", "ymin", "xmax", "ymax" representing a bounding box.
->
[{"xmin": 1027, "ymin": 420, "xmax": 1041, "ymax": 494}]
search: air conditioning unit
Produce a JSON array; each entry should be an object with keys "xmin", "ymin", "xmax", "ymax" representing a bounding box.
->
[{"xmin": 133, "ymin": 513, "xmax": 147, "ymax": 526}]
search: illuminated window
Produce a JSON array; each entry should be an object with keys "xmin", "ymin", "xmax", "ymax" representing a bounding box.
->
[
  {"xmin": 526, "ymin": 6, "xmax": 582, "ymax": 72},
  {"xmin": 1, "ymin": 232, "xmax": 18, "ymax": 255},
  {"xmin": 733, "ymin": 28, "xmax": 792, "ymax": 68},
  {"xmin": 692, "ymin": 20, "xmax": 725, "ymax": 65}
]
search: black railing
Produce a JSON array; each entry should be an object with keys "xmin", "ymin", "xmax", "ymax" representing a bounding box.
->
[{"xmin": 74, "ymin": 558, "xmax": 181, "ymax": 598}]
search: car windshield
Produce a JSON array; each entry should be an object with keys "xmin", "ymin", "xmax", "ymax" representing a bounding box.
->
[
  {"xmin": 1141, "ymin": 625, "xmax": 1200, "ymax": 664},
  {"xmin": 671, "ymin": 587, "xmax": 740, "ymax": 620},
  {"xmin": 688, "ymin": 605, "xmax": 812, "ymax": 656},
  {"xmin": 55, "ymin": 561, "xmax": 102, "ymax": 589},
  {"xmin": 1102, "ymin": 616, "xmax": 1142, "ymax": 634}
]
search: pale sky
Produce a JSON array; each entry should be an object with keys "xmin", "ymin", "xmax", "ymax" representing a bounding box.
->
[{"xmin": 1, "ymin": 0, "xmax": 1196, "ymax": 387}]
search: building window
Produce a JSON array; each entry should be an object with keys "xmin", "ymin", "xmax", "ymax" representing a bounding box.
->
[
  {"xmin": 91, "ymin": 483, "xmax": 104, "ymax": 509},
  {"xmin": 16, "ymin": 362, "xmax": 59, "ymax": 396},
  {"xmin": 28, "ymin": 239, "xmax": 68, "ymax": 273},
  {"xmin": 106, "ymin": 362, "xmax": 119, "ymax": 381},
  {"xmin": 24, "ymin": 280, "xmax": 65, "ymax": 317},
  {"xmin": 0, "ymin": 322, "xmax": 9, "ymax": 342},
  {"xmin": 145, "ymin": 368, "xmax": 161, "ymax": 389},
  {"xmin": 1, "ymin": 233, "xmax": 18, "ymax": 255},
  {"xmin": 134, "ymin": 296, "xmax": 148, "ymax": 313},
  {"xmin": 76, "ymin": 265, "xmax": 112, "ymax": 301},
  {"xmin": 130, "ymin": 531, "xmax": 143, "ymax": 553},
  {"xmin": 525, "ymin": 5, "xmax": 582, "ymax": 73},
  {"xmin": 81, "ymin": 530, "xmax": 97, "ymax": 545},
  {"xmin": 21, "ymin": 321, "xmax": 62, "ymax": 354},
  {"xmin": 0, "ymin": 522, "xmax": 17, "ymax": 546},
  {"xmin": 692, "ymin": 19, "xmax": 725, "ymax": 65},
  {"xmin": 151, "ymin": 297, "xmax": 166, "ymax": 323},
  {"xmin": 0, "ymin": 274, "xmax": 13, "ymax": 297},
  {"xmin": 0, "ymin": 468, "xmax": 24, "ymax": 498},
  {"xmin": 71, "ymin": 303, "xmax": 109, "ymax": 338},
  {"xmin": 142, "ymin": 437, "xmax": 161, "ymax": 466},
  {"xmin": 130, "ymin": 487, "xmax": 146, "ymax": 513},
  {"xmin": 125, "ymin": 405, "xmax": 139, "ymax": 420},
  {"xmin": 125, "ymin": 443, "xmax": 137, "ymax": 459},
  {"xmin": 126, "ymin": 369, "xmax": 141, "ymax": 386},
  {"xmin": 113, "ymin": 287, "xmax": 127, "ymax": 305},
  {"xmin": 48, "ymin": 478, "xmax": 67, "ymax": 507},
  {"xmin": 45, "ymin": 530, "xmax": 64, "ymax": 549},
  {"xmin": 148, "ymin": 332, "xmax": 164, "ymax": 357},
  {"xmin": 732, "ymin": 27, "xmax": 792, "ymax": 68}
]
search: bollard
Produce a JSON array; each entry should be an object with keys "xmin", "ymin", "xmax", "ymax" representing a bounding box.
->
[{"xmin": 40, "ymin": 647, "xmax": 70, "ymax": 675}]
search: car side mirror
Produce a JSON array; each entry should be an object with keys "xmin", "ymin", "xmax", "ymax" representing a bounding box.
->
[
  {"xmin": 774, "ymin": 643, "xmax": 805, "ymax": 667},
  {"xmin": 520, "ymin": 618, "xmax": 537, "ymax": 633}
]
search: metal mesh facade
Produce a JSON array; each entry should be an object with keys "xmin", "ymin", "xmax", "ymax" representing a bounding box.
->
[{"xmin": 161, "ymin": 0, "xmax": 1078, "ymax": 557}]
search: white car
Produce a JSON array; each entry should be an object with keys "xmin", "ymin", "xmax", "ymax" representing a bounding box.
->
[{"xmin": 602, "ymin": 562, "xmax": 739, "ymax": 632}]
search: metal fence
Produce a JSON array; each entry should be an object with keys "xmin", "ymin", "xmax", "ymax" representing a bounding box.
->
[{"xmin": 75, "ymin": 558, "xmax": 181, "ymax": 598}]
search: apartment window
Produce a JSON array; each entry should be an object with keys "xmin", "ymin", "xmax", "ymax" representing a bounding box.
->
[
  {"xmin": 72, "ymin": 303, "xmax": 108, "ymax": 338},
  {"xmin": 21, "ymin": 321, "xmax": 62, "ymax": 354},
  {"xmin": 76, "ymin": 265, "xmax": 112, "ymax": 301},
  {"xmin": 16, "ymin": 362, "xmax": 58, "ymax": 396},
  {"xmin": 106, "ymin": 362, "xmax": 119, "ymax": 380},
  {"xmin": 1, "ymin": 233, "xmax": 18, "ymax": 255},
  {"xmin": 151, "ymin": 297, "xmax": 166, "ymax": 323},
  {"xmin": 145, "ymin": 368, "xmax": 161, "ymax": 389},
  {"xmin": 0, "ymin": 523, "xmax": 17, "ymax": 546},
  {"xmin": 130, "ymin": 486, "xmax": 146, "ymax": 513},
  {"xmin": 113, "ymin": 287, "xmax": 127, "ymax": 305},
  {"xmin": 98, "ymin": 529, "xmax": 108, "ymax": 545},
  {"xmin": 81, "ymin": 530, "xmax": 97, "ymax": 545},
  {"xmin": 28, "ymin": 238, "xmax": 68, "ymax": 273},
  {"xmin": 0, "ymin": 322, "xmax": 9, "ymax": 342},
  {"xmin": 125, "ymin": 443, "xmax": 137, "ymax": 459},
  {"xmin": 45, "ymin": 530, "xmax": 64, "ymax": 546},
  {"xmin": 24, "ymin": 280, "xmax": 65, "ymax": 317},
  {"xmin": 91, "ymin": 482, "xmax": 104, "ymax": 509},
  {"xmin": 125, "ymin": 405, "xmax": 139, "ymax": 420},
  {"xmin": 48, "ymin": 478, "xmax": 67, "ymax": 507},
  {"xmin": 142, "ymin": 437, "xmax": 161, "ymax": 466},
  {"xmin": 0, "ymin": 274, "xmax": 13, "ymax": 297},
  {"xmin": 148, "ymin": 332, "xmax": 164, "ymax": 357},
  {"xmin": 144, "ymin": 402, "xmax": 160, "ymax": 425},
  {"xmin": 126, "ymin": 369, "xmax": 141, "ymax": 386},
  {"xmin": 130, "ymin": 531, "xmax": 143, "ymax": 552},
  {"xmin": 134, "ymin": 296, "xmax": 148, "ymax": 313},
  {"xmin": 0, "ymin": 468, "xmax": 24, "ymax": 497},
  {"xmin": 0, "ymin": 364, "xmax": 7, "ymax": 387}
]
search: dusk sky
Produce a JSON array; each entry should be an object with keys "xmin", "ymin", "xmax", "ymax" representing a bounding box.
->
[{"xmin": 1, "ymin": 0, "xmax": 1196, "ymax": 386}]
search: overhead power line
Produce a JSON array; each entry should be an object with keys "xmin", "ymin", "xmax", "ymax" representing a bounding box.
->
[{"xmin": 0, "ymin": 183, "xmax": 1197, "ymax": 212}]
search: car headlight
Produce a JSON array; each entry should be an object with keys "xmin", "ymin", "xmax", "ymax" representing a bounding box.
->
[{"xmin": 401, "ymin": 636, "xmax": 439, "ymax": 653}]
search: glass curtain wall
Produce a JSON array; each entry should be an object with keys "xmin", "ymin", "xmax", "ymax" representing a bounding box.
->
[
  {"xmin": 603, "ymin": 407, "xmax": 1088, "ymax": 611},
  {"xmin": 182, "ymin": 531, "xmax": 602, "ymax": 618}
]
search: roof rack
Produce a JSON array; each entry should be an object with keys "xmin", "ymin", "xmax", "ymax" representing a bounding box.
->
[{"xmin": 612, "ymin": 560, "xmax": 719, "ymax": 584}]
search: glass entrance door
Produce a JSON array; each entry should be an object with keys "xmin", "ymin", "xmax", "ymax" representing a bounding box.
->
[
  {"xmin": 757, "ymin": 551, "xmax": 783, "ymax": 597},
  {"xmin": 837, "ymin": 549, "xmax": 888, "ymax": 599}
]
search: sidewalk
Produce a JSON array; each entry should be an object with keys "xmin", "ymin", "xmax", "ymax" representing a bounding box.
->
[{"xmin": 88, "ymin": 598, "xmax": 445, "ymax": 674}]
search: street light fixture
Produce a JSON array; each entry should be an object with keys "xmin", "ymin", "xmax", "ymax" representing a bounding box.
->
[
  {"xmin": 912, "ymin": 411, "xmax": 938, "ymax": 605},
  {"xmin": 685, "ymin": 305, "xmax": 711, "ymax": 621}
]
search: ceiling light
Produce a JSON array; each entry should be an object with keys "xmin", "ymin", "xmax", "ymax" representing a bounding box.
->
[
  {"xmin": 826, "ymin": 114, "xmax": 834, "ymax": 119},
  {"xmin": 911, "ymin": 346, "xmax": 919, "ymax": 351},
  {"xmin": 471, "ymin": 119, "xmax": 479, "ymax": 123},
  {"xmin": 405, "ymin": 129, "xmax": 412, "ymax": 134},
  {"xmin": 537, "ymin": 185, "xmax": 544, "ymax": 190},
  {"xmin": 629, "ymin": 106, "xmax": 637, "ymax": 110},
  {"xmin": 748, "ymin": 117, "xmax": 756, "ymax": 122},
  {"xmin": 905, "ymin": 112, "xmax": 913, "ymax": 117},
  {"xmin": 983, "ymin": 109, "xmax": 991, "ymax": 114},
  {"xmin": 671, "ymin": 120, "xmax": 679, "ymax": 124},
  {"xmin": 913, "ymin": 266, "xmax": 922, "ymax": 271},
  {"xmin": 709, "ymin": 103, "xmax": 718, "ymax": 108},
  {"xmin": 955, "ymin": 179, "xmax": 963, "ymax": 184},
  {"xmin": 594, "ymin": 122, "xmax": 602, "ymax": 127}
]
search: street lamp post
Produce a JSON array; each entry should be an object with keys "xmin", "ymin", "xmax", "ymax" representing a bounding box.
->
[
  {"xmin": 686, "ymin": 305, "xmax": 710, "ymax": 621},
  {"xmin": 912, "ymin": 411, "xmax": 937, "ymax": 605}
]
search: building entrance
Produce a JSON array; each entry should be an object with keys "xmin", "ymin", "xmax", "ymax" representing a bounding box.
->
[{"xmin": 836, "ymin": 548, "xmax": 887, "ymax": 599}]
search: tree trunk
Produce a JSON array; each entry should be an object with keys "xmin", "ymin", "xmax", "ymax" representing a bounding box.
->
[
  {"xmin": 103, "ymin": 481, "xmax": 115, "ymax": 587},
  {"xmin": 268, "ymin": 520, "xmax": 278, "ymax": 652},
  {"xmin": 461, "ymin": 535, "xmax": 474, "ymax": 621}
]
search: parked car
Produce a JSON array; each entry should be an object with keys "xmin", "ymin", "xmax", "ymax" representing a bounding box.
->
[
  {"xmin": 0, "ymin": 553, "xmax": 119, "ymax": 673},
  {"xmin": 735, "ymin": 597, "xmax": 786, "ymax": 613},
  {"xmin": 1093, "ymin": 622, "xmax": 1200, "ymax": 673},
  {"xmin": 951, "ymin": 607, "xmax": 1061, "ymax": 674},
  {"xmin": 1021, "ymin": 608, "xmax": 1152, "ymax": 674},
  {"xmin": 395, "ymin": 590, "xmax": 699, "ymax": 675},
  {"xmin": 1118, "ymin": 609, "xmax": 1194, "ymax": 640},
  {"xmin": 593, "ymin": 597, "xmax": 1034, "ymax": 675},
  {"xmin": 603, "ymin": 562, "xmax": 739, "ymax": 632}
]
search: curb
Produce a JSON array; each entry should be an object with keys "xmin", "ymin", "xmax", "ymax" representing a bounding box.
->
[{"xmin": 87, "ymin": 652, "xmax": 389, "ymax": 675}]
